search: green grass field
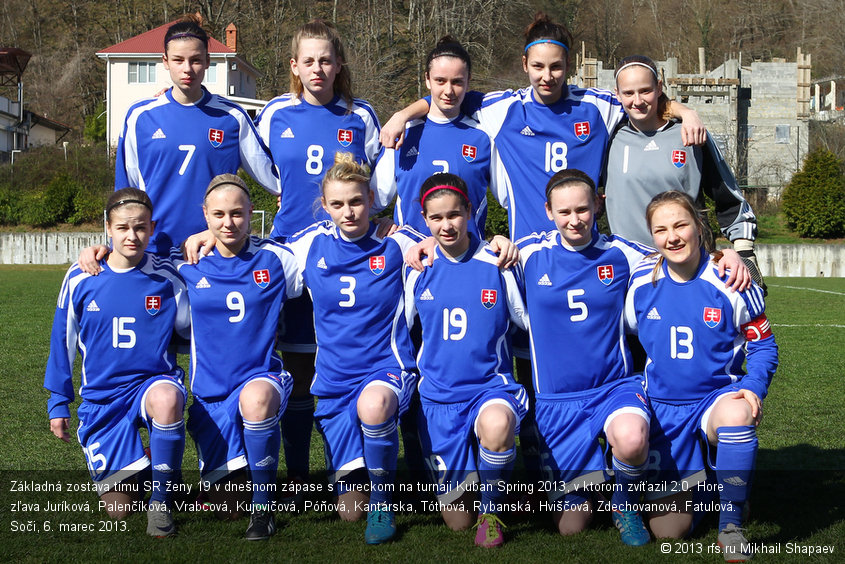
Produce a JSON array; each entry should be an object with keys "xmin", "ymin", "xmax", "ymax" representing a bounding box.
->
[{"xmin": 0, "ymin": 266, "xmax": 842, "ymax": 563}]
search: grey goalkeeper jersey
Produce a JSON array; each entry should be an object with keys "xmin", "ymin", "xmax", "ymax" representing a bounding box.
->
[{"xmin": 604, "ymin": 120, "xmax": 757, "ymax": 245}]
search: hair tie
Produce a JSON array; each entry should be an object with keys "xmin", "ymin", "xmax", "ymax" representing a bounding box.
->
[
  {"xmin": 106, "ymin": 198, "xmax": 153, "ymax": 215},
  {"xmin": 205, "ymin": 180, "xmax": 251, "ymax": 199},
  {"xmin": 166, "ymin": 32, "xmax": 205, "ymax": 45},
  {"xmin": 524, "ymin": 39, "xmax": 569, "ymax": 54},
  {"xmin": 545, "ymin": 176, "xmax": 595, "ymax": 197},
  {"xmin": 421, "ymin": 184, "xmax": 469, "ymax": 205},
  {"xmin": 614, "ymin": 61, "xmax": 659, "ymax": 81}
]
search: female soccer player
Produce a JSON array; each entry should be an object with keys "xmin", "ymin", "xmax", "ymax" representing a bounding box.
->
[
  {"xmin": 606, "ymin": 55, "xmax": 762, "ymax": 279},
  {"xmin": 372, "ymin": 35, "xmax": 493, "ymax": 236},
  {"xmin": 174, "ymin": 174, "xmax": 300, "ymax": 541},
  {"xmin": 625, "ymin": 191, "xmax": 777, "ymax": 561},
  {"xmin": 404, "ymin": 172, "xmax": 528, "ymax": 548},
  {"xmin": 44, "ymin": 188, "xmax": 190, "ymax": 537},
  {"xmin": 254, "ymin": 20, "xmax": 381, "ymax": 483},
  {"xmin": 115, "ymin": 15, "xmax": 279, "ymax": 255},
  {"xmin": 283, "ymin": 153, "xmax": 423, "ymax": 544},
  {"xmin": 517, "ymin": 170, "xmax": 653, "ymax": 545}
]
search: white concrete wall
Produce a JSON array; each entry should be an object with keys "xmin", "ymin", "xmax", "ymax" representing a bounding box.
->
[
  {"xmin": 756, "ymin": 244, "xmax": 845, "ymax": 277},
  {"xmin": 0, "ymin": 233, "xmax": 105, "ymax": 265}
]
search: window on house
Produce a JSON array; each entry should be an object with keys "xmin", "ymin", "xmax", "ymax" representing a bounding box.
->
[
  {"xmin": 206, "ymin": 63, "xmax": 217, "ymax": 83},
  {"xmin": 128, "ymin": 62, "xmax": 156, "ymax": 84},
  {"xmin": 776, "ymin": 125, "xmax": 790, "ymax": 144}
]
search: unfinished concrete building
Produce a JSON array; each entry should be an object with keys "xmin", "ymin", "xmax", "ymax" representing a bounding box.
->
[{"xmin": 574, "ymin": 47, "xmax": 812, "ymax": 202}]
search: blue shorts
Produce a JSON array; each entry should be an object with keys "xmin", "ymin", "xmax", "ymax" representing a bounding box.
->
[
  {"xmin": 314, "ymin": 369, "xmax": 416, "ymax": 491},
  {"xmin": 645, "ymin": 384, "xmax": 740, "ymax": 500},
  {"xmin": 418, "ymin": 385, "xmax": 528, "ymax": 504},
  {"xmin": 536, "ymin": 377, "xmax": 650, "ymax": 501},
  {"xmin": 76, "ymin": 373, "xmax": 186, "ymax": 491},
  {"xmin": 187, "ymin": 371, "xmax": 292, "ymax": 485},
  {"xmin": 278, "ymin": 292, "xmax": 317, "ymax": 353}
]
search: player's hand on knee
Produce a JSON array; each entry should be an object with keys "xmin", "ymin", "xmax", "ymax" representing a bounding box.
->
[
  {"xmin": 182, "ymin": 229, "xmax": 216, "ymax": 264},
  {"xmin": 78, "ymin": 245, "xmax": 109, "ymax": 275},
  {"xmin": 50, "ymin": 418, "xmax": 71, "ymax": 443},
  {"xmin": 732, "ymin": 389, "xmax": 762, "ymax": 425},
  {"xmin": 489, "ymin": 235, "xmax": 519, "ymax": 269}
]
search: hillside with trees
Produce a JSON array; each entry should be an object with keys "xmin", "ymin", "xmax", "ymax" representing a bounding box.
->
[{"xmin": 0, "ymin": 0, "xmax": 842, "ymax": 135}]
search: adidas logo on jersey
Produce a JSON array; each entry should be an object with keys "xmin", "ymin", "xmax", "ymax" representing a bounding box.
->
[
  {"xmin": 405, "ymin": 146, "xmax": 419, "ymax": 157},
  {"xmin": 151, "ymin": 128, "xmax": 166, "ymax": 140},
  {"xmin": 644, "ymin": 140, "xmax": 659, "ymax": 151},
  {"xmin": 86, "ymin": 300, "xmax": 100, "ymax": 312},
  {"xmin": 723, "ymin": 476, "xmax": 747, "ymax": 487},
  {"xmin": 538, "ymin": 274, "xmax": 552, "ymax": 286},
  {"xmin": 280, "ymin": 127, "xmax": 294, "ymax": 138},
  {"xmin": 317, "ymin": 257, "xmax": 327, "ymax": 269},
  {"xmin": 647, "ymin": 307, "xmax": 661, "ymax": 320},
  {"xmin": 420, "ymin": 288, "xmax": 434, "ymax": 301},
  {"xmin": 255, "ymin": 456, "xmax": 276, "ymax": 468},
  {"xmin": 520, "ymin": 126, "xmax": 535, "ymax": 136},
  {"xmin": 196, "ymin": 277, "xmax": 211, "ymax": 289}
]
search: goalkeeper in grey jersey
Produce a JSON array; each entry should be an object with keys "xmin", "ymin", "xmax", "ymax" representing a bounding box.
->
[{"xmin": 604, "ymin": 55, "xmax": 763, "ymax": 289}]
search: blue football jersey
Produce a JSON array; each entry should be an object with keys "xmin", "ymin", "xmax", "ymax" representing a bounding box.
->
[
  {"xmin": 285, "ymin": 221, "xmax": 424, "ymax": 396},
  {"xmin": 519, "ymin": 231, "xmax": 652, "ymax": 394},
  {"xmin": 255, "ymin": 94, "xmax": 381, "ymax": 238},
  {"xmin": 404, "ymin": 235, "xmax": 528, "ymax": 403},
  {"xmin": 115, "ymin": 88, "xmax": 279, "ymax": 254},
  {"xmin": 173, "ymin": 237, "xmax": 302, "ymax": 400},
  {"xmin": 462, "ymin": 87, "xmax": 624, "ymax": 240},
  {"xmin": 44, "ymin": 255, "xmax": 189, "ymax": 418},
  {"xmin": 625, "ymin": 250, "xmax": 778, "ymax": 402},
  {"xmin": 372, "ymin": 114, "xmax": 493, "ymax": 235}
]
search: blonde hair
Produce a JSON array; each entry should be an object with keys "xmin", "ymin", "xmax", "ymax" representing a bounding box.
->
[
  {"xmin": 290, "ymin": 20, "xmax": 354, "ymax": 107},
  {"xmin": 203, "ymin": 173, "xmax": 251, "ymax": 204},
  {"xmin": 321, "ymin": 152, "xmax": 370, "ymax": 195}
]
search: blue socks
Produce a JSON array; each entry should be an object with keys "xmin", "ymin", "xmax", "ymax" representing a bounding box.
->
[
  {"xmin": 716, "ymin": 425, "xmax": 758, "ymax": 529},
  {"xmin": 477, "ymin": 445, "xmax": 516, "ymax": 516},
  {"xmin": 281, "ymin": 396, "xmax": 314, "ymax": 481},
  {"xmin": 611, "ymin": 456, "xmax": 648, "ymax": 510},
  {"xmin": 244, "ymin": 414, "xmax": 282, "ymax": 507},
  {"xmin": 361, "ymin": 418, "xmax": 399, "ymax": 507},
  {"xmin": 148, "ymin": 419, "xmax": 185, "ymax": 505}
]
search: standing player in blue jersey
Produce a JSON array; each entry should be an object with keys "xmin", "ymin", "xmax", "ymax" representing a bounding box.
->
[
  {"xmin": 115, "ymin": 15, "xmax": 279, "ymax": 255},
  {"xmin": 254, "ymin": 20, "xmax": 381, "ymax": 486},
  {"xmin": 372, "ymin": 35, "xmax": 493, "ymax": 236},
  {"xmin": 174, "ymin": 174, "xmax": 300, "ymax": 540},
  {"xmin": 625, "ymin": 191, "xmax": 777, "ymax": 561},
  {"xmin": 45, "ymin": 189, "xmax": 190, "ymax": 537},
  {"xmin": 283, "ymin": 153, "xmax": 424, "ymax": 544},
  {"xmin": 404, "ymin": 173, "xmax": 529, "ymax": 548},
  {"xmin": 517, "ymin": 170, "xmax": 654, "ymax": 545}
]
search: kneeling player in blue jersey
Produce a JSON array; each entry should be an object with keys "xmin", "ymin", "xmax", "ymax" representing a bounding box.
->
[
  {"xmin": 281, "ymin": 154, "xmax": 424, "ymax": 544},
  {"xmin": 625, "ymin": 191, "xmax": 777, "ymax": 562},
  {"xmin": 45, "ymin": 189, "xmax": 190, "ymax": 537},
  {"xmin": 404, "ymin": 173, "xmax": 529, "ymax": 548},
  {"xmin": 174, "ymin": 175, "xmax": 301, "ymax": 540},
  {"xmin": 517, "ymin": 170, "xmax": 653, "ymax": 545}
]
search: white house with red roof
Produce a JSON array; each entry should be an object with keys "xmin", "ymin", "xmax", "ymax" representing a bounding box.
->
[{"xmin": 97, "ymin": 21, "xmax": 264, "ymax": 148}]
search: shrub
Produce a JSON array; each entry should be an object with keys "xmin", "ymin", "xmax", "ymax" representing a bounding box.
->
[{"xmin": 782, "ymin": 149, "xmax": 845, "ymax": 238}]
